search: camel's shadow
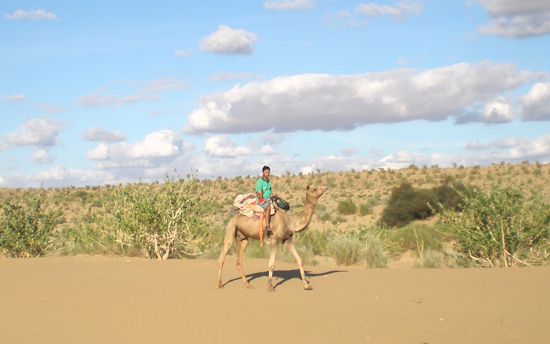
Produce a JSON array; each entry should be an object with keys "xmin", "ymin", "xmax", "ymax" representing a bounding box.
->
[{"xmin": 223, "ymin": 268, "xmax": 346, "ymax": 290}]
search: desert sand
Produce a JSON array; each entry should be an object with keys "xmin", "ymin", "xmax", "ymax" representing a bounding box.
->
[{"xmin": 1, "ymin": 256, "xmax": 549, "ymax": 344}]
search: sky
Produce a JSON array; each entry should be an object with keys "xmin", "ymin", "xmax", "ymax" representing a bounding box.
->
[{"xmin": 1, "ymin": 0, "xmax": 550, "ymax": 188}]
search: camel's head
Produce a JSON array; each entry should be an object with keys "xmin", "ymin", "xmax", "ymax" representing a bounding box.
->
[{"xmin": 305, "ymin": 185, "xmax": 327, "ymax": 204}]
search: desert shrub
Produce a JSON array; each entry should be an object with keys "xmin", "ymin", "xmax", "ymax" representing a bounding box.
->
[
  {"xmin": 380, "ymin": 182, "xmax": 437, "ymax": 227},
  {"xmin": 380, "ymin": 179, "xmax": 469, "ymax": 228},
  {"xmin": 387, "ymin": 224, "xmax": 445, "ymax": 256},
  {"xmin": 324, "ymin": 225, "xmax": 387, "ymax": 266},
  {"xmin": 295, "ymin": 229, "xmax": 330, "ymax": 256},
  {"xmin": 439, "ymin": 186, "xmax": 550, "ymax": 267},
  {"xmin": 58, "ymin": 210, "xmax": 115, "ymax": 256},
  {"xmin": 337, "ymin": 199, "xmax": 357, "ymax": 215},
  {"xmin": 327, "ymin": 236, "xmax": 364, "ymax": 265},
  {"xmin": 414, "ymin": 249, "xmax": 444, "ymax": 268},
  {"xmin": 359, "ymin": 203, "xmax": 371, "ymax": 216},
  {"xmin": 0, "ymin": 192, "xmax": 62, "ymax": 257},
  {"xmin": 106, "ymin": 178, "xmax": 212, "ymax": 260},
  {"xmin": 364, "ymin": 232, "xmax": 388, "ymax": 268}
]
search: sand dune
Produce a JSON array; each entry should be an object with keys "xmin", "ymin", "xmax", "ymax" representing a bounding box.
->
[{"xmin": 1, "ymin": 256, "xmax": 549, "ymax": 344}]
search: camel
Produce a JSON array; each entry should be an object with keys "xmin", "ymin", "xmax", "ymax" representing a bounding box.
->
[{"xmin": 217, "ymin": 185, "xmax": 327, "ymax": 291}]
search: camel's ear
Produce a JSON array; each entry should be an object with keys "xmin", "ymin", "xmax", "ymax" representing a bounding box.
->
[{"xmin": 307, "ymin": 185, "xmax": 311, "ymax": 191}]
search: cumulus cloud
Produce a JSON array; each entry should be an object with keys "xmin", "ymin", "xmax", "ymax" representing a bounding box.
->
[
  {"xmin": 86, "ymin": 143, "xmax": 110, "ymax": 161},
  {"xmin": 465, "ymin": 135, "xmax": 550, "ymax": 162},
  {"xmin": 457, "ymin": 96, "xmax": 515, "ymax": 124},
  {"xmin": 86, "ymin": 130, "xmax": 185, "ymax": 169},
  {"xmin": 77, "ymin": 78, "xmax": 184, "ymax": 107},
  {"xmin": 204, "ymin": 135, "xmax": 252, "ymax": 158},
  {"xmin": 5, "ymin": 9, "xmax": 58, "ymax": 21},
  {"xmin": 2, "ymin": 94, "xmax": 27, "ymax": 102},
  {"xmin": 207, "ymin": 72, "xmax": 259, "ymax": 82},
  {"xmin": 520, "ymin": 82, "xmax": 550, "ymax": 121},
  {"xmin": 477, "ymin": 0, "xmax": 550, "ymax": 38},
  {"xmin": 184, "ymin": 62, "xmax": 538, "ymax": 134},
  {"xmin": 0, "ymin": 167, "xmax": 116, "ymax": 188},
  {"xmin": 327, "ymin": 0, "xmax": 422, "ymax": 27},
  {"xmin": 200, "ymin": 25, "xmax": 258, "ymax": 55},
  {"xmin": 32, "ymin": 148, "xmax": 52, "ymax": 164},
  {"xmin": 263, "ymin": 0, "xmax": 314, "ymax": 11},
  {"xmin": 3, "ymin": 118, "xmax": 64, "ymax": 147},
  {"xmin": 84, "ymin": 128, "xmax": 126, "ymax": 142},
  {"xmin": 356, "ymin": 0, "xmax": 422, "ymax": 21}
]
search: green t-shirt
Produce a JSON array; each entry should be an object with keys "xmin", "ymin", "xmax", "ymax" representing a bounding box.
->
[{"xmin": 255, "ymin": 178, "xmax": 272, "ymax": 200}]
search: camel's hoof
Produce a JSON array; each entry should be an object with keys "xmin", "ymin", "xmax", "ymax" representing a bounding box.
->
[
  {"xmin": 217, "ymin": 282, "xmax": 224, "ymax": 289},
  {"xmin": 245, "ymin": 284, "xmax": 254, "ymax": 289},
  {"xmin": 304, "ymin": 285, "xmax": 313, "ymax": 291}
]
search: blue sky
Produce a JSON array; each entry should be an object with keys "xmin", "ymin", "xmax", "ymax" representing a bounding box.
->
[{"xmin": 1, "ymin": 0, "xmax": 550, "ymax": 187}]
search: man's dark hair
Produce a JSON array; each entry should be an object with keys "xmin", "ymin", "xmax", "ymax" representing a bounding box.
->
[{"xmin": 262, "ymin": 165, "xmax": 270, "ymax": 172}]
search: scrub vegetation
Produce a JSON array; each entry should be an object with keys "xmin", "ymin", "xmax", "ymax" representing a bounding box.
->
[{"xmin": 1, "ymin": 162, "xmax": 549, "ymax": 267}]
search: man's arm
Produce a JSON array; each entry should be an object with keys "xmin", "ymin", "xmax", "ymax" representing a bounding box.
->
[{"xmin": 255, "ymin": 179, "xmax": 263, "ymax": 202}]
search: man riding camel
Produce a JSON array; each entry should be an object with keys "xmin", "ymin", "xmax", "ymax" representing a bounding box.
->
[{"xmin": 256, "ymin": 165, "xmax": 272, "ymax": 245}]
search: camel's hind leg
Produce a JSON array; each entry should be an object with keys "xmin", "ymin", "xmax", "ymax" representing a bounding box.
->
[
  {"xmin": 217, "ymin": 217, "xmax": 237, "ymax": 288},
  {"xmin": 285, "ymin": 239, "xmax": 312, "ymax": 290},
  {"xmin": 236, "ymin": 239, "xmax": 251, "ymax": 288}
]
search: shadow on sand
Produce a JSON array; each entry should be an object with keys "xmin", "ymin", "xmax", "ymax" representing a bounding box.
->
[{"xmin": 223, "ymin": 269, "xmax": 346, "ymax": 290}]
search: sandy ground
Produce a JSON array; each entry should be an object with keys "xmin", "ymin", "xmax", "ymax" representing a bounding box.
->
[{"xmin": 1, "ymin": 256, "xmax": 549, "ymax": 344}]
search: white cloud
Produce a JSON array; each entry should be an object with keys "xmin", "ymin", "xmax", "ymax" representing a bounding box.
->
[
  {"xmin": 87, "ymin": 130, "xmax": 184, "ymax": 169},
  {"xmin": 477, "ymin": 0, "xmax": 550, "ymax": 38},
  {"xmin": 77, "ymin": 78, "xmax": 184, "ymax": 107},
  {"xmin": 328, "ymin": 0, "xmax": 421, "ymax": 27},
  {"xmin": 356, "ymin": 0, "xmax": 422, "ymax": 21},
  {"xmin": 200, "ymin": 25, "xmax": 258, "ymax": 55},
  {"xmin": 3, "ymin": 118, "xmax": 64, "ymax": 147},
  {"xmin": 520, "ymin": 82, "xmax": 550, "ymax": 120},
  {"xmin": 465, "ymin": 135, "xmax": 550, "ymax": 162},
  {"xmin": 5, "ymin": 9, "xmax": 58, "ymax": 21},
  {"xmin": 204, "ymin": 135, "xmax": 252, "ymax": 158},
  {"xmin": 457, "ymin": 96, "xmax": 515, "ymax": 124},
  {"xmin": 2, "ymin": 94, "xmax": 27, "ymax": 102},
  {"xmin": 32, "ymin": 148, "xmax": 52, "ymax": 164},
  {"xmin": 84, "ymin": 128, "xmax": 126, "ymax": 142},
  {"xmin": 263, "ymin": 0, "xmax": 314, "ymax": 11},
  {"xmin": 175, "ymin": 49, "xmax": 192, "ymax": 58},
  {"xmin": 86, "ymin": 143, "xmax": 110, "ymax": 161},
  {"xmin": 207, "ymin": 72, "xmax": 259, "ymax": 82},
  {"xmin": 259, "ymin": 145, "xmax": 277, "ymax": 155},
  {"xmin": 184, "ymin": 62, "xmax": 539, "ymax": 134}
]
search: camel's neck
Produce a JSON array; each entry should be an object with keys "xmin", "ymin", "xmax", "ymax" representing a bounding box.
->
[{"xmin": 291, "ymin": 199, "xmax": 317, "ymax": 233}]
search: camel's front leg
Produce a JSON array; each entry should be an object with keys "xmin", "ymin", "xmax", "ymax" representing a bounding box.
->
[
  {"xmin": 267, "ymin": 241, "xmax": 278, "ymax": 292},
  {"xmin": 285, "ymin": 240, "xmax": 312, "ymax": 290},
  {"xmin": 217, "ymin": 239, "xmax": 233, "ymax": 288},
  {"xmin": 236, "ymin": 239, "xmax": 251, "ymax": 288}
]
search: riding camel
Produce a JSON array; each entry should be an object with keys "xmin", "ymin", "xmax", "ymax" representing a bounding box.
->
[{"xmin": 217, "ymin": 185, "xmax": 327, "ymax": 291}]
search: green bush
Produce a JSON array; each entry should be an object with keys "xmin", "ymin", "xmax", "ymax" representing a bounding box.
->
[
  {"xmin": 414, "ymin": 249, "xmax": 444, "ymax": 268},
  {"xmin": 380, "ymin": 179, "xmax": 470, "ymax": 228},
  {"xmin": 323, "ymin": 226, "xmax": 387, "ymax": 267},
  {"xmin": 364, "ymin": 232, "xmax": 388, "ymax": 268},
  {"xmin": 106, "ymin": 179, "xmax": 212, "ymax": 260},
  {"xmin": 439, "ymin": 186, "xmax": 550, "ymax": 267},
  {"xmin": 327, "ymin": 236, "xmax": 364, "ymax": 265},
  {"xmin": 380, "ymin": 181, "xmax": 437, "ymax": 227},
  {"xmin": 388, "ymin": 224, "xmax": 445, "ymax": 256},
  {"xmin": 0, "ymin": 192, "xmax": 62, "ymax": 257},
  {"xmin": 337, "ymin": 199, "xmax": 357, "ymax": 215}
]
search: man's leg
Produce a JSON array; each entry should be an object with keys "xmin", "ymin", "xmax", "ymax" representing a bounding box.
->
[
  {"xmin": 259, "ymin": 212, "xmax": 265, "ymax": 246},
  {"xmin": 266, "ymin": 205, "xmax": 271, "ymax": 231}
]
